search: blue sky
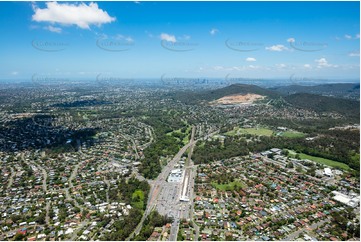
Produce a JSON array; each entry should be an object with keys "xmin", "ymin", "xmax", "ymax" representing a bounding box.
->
[{"xmin": 0, "ymin": 1, "xmax": 359, "ymax": 81}]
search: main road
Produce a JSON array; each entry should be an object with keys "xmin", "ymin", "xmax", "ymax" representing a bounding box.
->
[
  {"xmin": 168, "ymin": 126, "xmax": 197, "ymax": 241},
  {"xmin": 127, "ymin": 126, "xmax": 196, "ymax": 241}
]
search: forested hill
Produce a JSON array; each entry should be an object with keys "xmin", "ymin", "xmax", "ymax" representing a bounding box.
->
[
  {"xmin": 271, "ymin": 83, "xmax": 360, "ymax": 100},
  {"xmin": 169, "ymin": 84, "xmax": 280, "ymax": 104},
  {"xmin": 284, "ymin": 93, "xmax": 360, "ymax": 120},
  {"xmin": 197, "ymin": 84, "xmax": 280, "ymax": 101}
]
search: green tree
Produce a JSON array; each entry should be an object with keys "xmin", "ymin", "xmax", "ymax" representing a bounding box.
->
[
  {"xmin": 296, "ymin": 165, "xmax": 303, "ymax": 173},
  {"xmin": 287, "ymin": 162, "xmax": 294, "ymax": 169}
]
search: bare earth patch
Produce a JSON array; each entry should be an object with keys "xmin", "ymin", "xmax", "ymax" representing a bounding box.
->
[{"xmin": 211, "ymin": 93, "xmax": 265, "ymax": 105}]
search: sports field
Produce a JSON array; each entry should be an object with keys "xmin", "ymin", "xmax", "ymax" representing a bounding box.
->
[
  {"xmin": 298, "ymin": 153, "xmax": 350, "ymax": 170},
  {"xmin": 226, "ymin": 127, "xmax": 274, "ymax": 136},
  {"xmin": 280, "ymin": 131, "xmax": 305, "ymax": 138}
]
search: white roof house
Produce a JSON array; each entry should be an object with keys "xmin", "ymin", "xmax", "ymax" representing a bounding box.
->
[
  {"xmin": 324, "ymin": 168, "xmax": 333, "ymax": 176},
  {"xmin": 65, "ymin": 228, "xmax": 74, "ymax": 235}
]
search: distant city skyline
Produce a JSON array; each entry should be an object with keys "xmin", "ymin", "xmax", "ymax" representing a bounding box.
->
[{"xmin": 0, "ymin": 1, "xmax": 360, "ymax": 81}]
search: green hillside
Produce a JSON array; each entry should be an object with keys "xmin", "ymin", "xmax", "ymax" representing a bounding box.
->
[{"xmin": 284, "ymin": 93, "xmax": 360, "ymax": 120}]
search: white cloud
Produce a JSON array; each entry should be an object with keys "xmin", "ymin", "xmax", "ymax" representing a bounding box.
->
[
  {"xmin": 315, "ymin": 58, "xmax": 338, "ymax": 68},
  {"xmin": 304, "ymin": 64, "xmax": 312, "ymax": 69},
  {"xmin": 343, "ymin": 34, "xmax": 360, "ymax": 40},
  {"xmin": 11, "ymin": 71, "xmax": 18, "ymax": 75},
  {"xmin": 276, "ymin": 63, "xmax": 287, "ymax": 68},
  {"xmin": 315, "ymin": 58, "xmax": 329, "ymax": 67},
  {"xmin": 44, "ymin": 25, "xmax": 62, "ymax": 33},
  {"xmin": 32, "ymin": 2, "xmax": 116, "ymax": 29},
  {"xmin": 96, "ymin": 33, "xmax": 108, "ymax": 39},
  {"xmin": 160, "ymin": 33, "xmax": 176, "ymax": 43},
  {"xmin": 115, "ymin": 34, "xmax": 134, "ymax": 43},
  {"xmin": 209, "ymin": 65, "xmax": 261, "ymax": 72},
  {"xmin": 265, "ymin": 44, "xmax": 288, "ymax": 51},
  {"xmin": 210, "ymin": 28, "xmax": 219, "ymax": 35},
  {"xmin": 287, "ymin": 38, "xmax": 295, "ymax": 43},
  {"xmin": 212, "ymin": 66, "xmax": 240, "ymax": 71},
  {"xmin": 348, "ymin": 50, "xmax": 360, "ymax": 57},
  {"xmin": 125, "ymin": 37, "xmax": 133, "ymax": 43},
  {"xmin": 213, "ymin": 66, "xmax": 224, "ymax": 71},
  {"xmin": 246, "ymin": 57, "xmax": 256, "ymax": 62}
]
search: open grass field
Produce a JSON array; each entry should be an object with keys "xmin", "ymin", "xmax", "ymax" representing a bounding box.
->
[
  {"xmin": 225, "ymin": 127, "xmax": 274, "ymax": 136},
  {"xmin": 182, "ymin": 126, "xmax": 192, "ymax": 144},
  {"xmin": 132, "ymin": 189, "xmax": 145, "ymax": 210},
  {"xmin": 298, "ymin": 153, "xmax": 350, "ymax": 170},
  {"xmin": 225, "ymin": 129, "xmax": 238, "ymax": 136},
  {"xmin": 166, "ymin": 125, "xmax": 191, "ymax": 145},
  {"xmin": 280, "ymin": 131, "xmax": 305, "ymax": 138},
  {"xmin": 211, "ymin": 180, "xmax": 247, "ymax": 191}
]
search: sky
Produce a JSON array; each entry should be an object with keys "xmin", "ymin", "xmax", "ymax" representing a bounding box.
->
[{"xmin": 0, "ymin": 1, "xmax": 360, "ymax": 82}]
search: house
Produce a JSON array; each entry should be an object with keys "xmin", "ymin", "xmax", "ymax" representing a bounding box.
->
[
  {"xmin": 37, "ymin": 234, "xmax": 46, "ymax": 239},
  {"xmin": 324, "ymin": 168, "xmax": 333, "ymax": 177},
  {"xmin": 262, "ymin": 236, "xmax": 270, "ymax": 241},
  {"xmin": 270, "ymin": 148, "xmax": 282, "ymax": 155},
  {"xmin": 65, "ymin": 228, "xmax": 74, "ymax": 235}
]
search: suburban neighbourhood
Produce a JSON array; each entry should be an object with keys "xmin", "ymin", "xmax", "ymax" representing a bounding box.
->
[
  {"xmin": 192, "ymin": 150, "xmax": 360, "ymax": 241},
  {"xmin": 0, "ymin": 1, "xmax": 360, "ymax": 241}
]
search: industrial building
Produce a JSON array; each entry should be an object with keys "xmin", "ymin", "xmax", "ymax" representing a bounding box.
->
[
  {"xmin": 167, "ymin": 169, "xmax": 184, "ymax": 183},
  {"xmin": 332, "ymin": 191, "xmax": 360, "ymax": 207}
]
